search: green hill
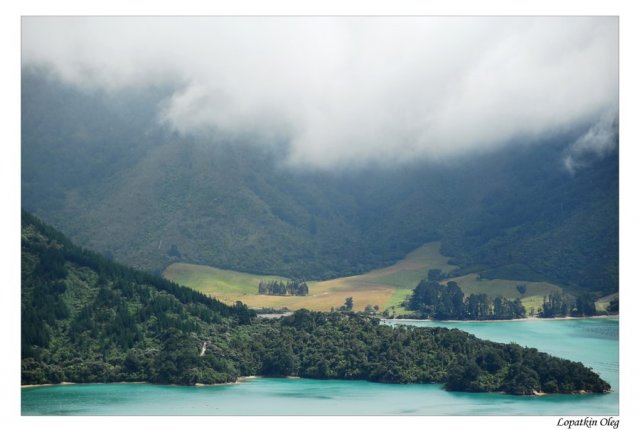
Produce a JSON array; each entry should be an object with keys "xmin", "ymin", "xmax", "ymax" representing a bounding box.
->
[
  {"xmin": 21, "ymin": 212, "xmax": 611, "ymax": 394},
  {"xmin": 21, "ymin": 211, "xmax": 255, "ymax": 385},
  {"xmin": 22, "ymin": 68, "xmax": 618, "ymax": 295}
]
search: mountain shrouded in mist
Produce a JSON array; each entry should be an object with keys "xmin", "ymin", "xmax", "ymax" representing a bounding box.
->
[
  {"xmin": 21, "ymin": 17, "xmax": 618, "ymax": 296},
  {"xmin": 22, "ymin": 17, "xmax": 618, "ymax": 168},
  {"xmin": 22, "ymin": 68, "xmax": 618, "ymax": 295}
]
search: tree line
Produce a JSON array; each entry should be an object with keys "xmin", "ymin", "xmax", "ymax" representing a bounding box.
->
[
  {"xmin": 405, "ymin": 279, "xmax": 527, "ymax": 320},
  {"xmin": 258, "ymin": 280, "xmax": 309, "ymax": 296},
  {"xmin": 539, "ymin": 291, "xmax": 597, "ymax": 318}
]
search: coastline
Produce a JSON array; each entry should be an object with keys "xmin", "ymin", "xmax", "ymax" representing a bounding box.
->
[
  {"xmin": 21, "ymin": 381, "xmax": 76, "ymax": 388},
  {"xmin": 236, "ymin": 375, "xmax": 300, "ymax": 382},
  {"xmin": 386, "ymin": 314, "xmax": 619, "ymax": 323},
  {"xmin": 21, "ymin": 377, "xmax": 607, "ymax": 396},
  {"xmin": 22, "ymin": 376, "xmax": 301, "ymax": 389}
]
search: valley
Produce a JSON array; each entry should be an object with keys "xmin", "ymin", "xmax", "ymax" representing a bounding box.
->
[
  {"xmin": 19, "ymin": 16, "xmax": 621, "ymax": 419},
  {"xmin": 163, "ymin": 241, "xmax": 565, "ymax": 315},
  {"xmin": 22, "ymin": 70, "xmax": 619, "ymax": 297}
]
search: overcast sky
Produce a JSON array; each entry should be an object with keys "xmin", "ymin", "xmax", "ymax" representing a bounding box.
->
[{"xmin": 22, "ymin": 17, "xmax": 618, "ymax": 168}]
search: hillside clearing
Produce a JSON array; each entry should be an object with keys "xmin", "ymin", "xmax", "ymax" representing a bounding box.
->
[
  {"xmin": 161, "ymin": 263, "xmax": 288, "ymax": 304},
  {"xmin": 163, "ymin": 241, "xmax": 570, "ymax": 315}
]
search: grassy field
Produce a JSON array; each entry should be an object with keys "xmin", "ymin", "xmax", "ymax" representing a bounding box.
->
[
  {"xmin": 162, "ymin": 264, "xmax": 289, "ymax": 304},
  {"xmin": 595, "ymin": 292, "xmax": 618, "ymax": 312},
  {"xmin": 163, "ymin": 241, "xmax": 564, "ymax": 314}
]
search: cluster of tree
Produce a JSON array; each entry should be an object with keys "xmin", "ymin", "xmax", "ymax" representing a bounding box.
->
[
  {"xmin": 405, "ymin": 280, "xmax": 526, "ymax": 320},
  {"xmin": 539, "ymin": 292, "xmax": 597, "ymax": 318},
  {"xmin": 363, "ymin": 304, "xmax": 380, "ymax": 314},
  {"xmin": 330, "ymin": 297, "xmax": 355, "ymax": 312},
  {"xmin": 258, "ymin": 280, "xmax": 309, "ymax": 296},
  {"xmin": 427, "ymin": 269, "xmax": 447, "ymax": 281},
  {"xmin": 21, "ymin": 213, "xmax": 610, "ymax": 395},
  {"xmin": 340, "ymin": 297, "xmax": 354, "ymax": 311}
]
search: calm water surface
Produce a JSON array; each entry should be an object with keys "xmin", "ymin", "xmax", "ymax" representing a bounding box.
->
[{"xmin": 22, "ymin": 318, "xmax": 618, "ymax": 415}]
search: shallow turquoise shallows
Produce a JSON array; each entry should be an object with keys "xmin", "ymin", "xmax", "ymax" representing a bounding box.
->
[{"xmin": 21, "ymin": 318, "xmax": 618, "ymax": 415}]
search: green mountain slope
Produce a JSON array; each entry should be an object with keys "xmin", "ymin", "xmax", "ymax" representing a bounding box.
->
[
  {"xmin": 21, "ymin": 213, "xmax": 611, "ymax": 394},
  {"xmin": 22, "ymin": 69, "xmax": 618, "ymax": 294},
  {"xmin": 21, "ymin": 211, "xmax": 255, "ymax": 385}
]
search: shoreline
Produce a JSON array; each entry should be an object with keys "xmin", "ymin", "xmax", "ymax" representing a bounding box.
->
[
  {"xmin": 21, "ymin": 378, "xmax": 608, "ymax": 397},
  {"xmin": 236, "ymin": 375, "xmax": 300, "ymax": 382},
  {"xmin": 386, "ymin": 314, "xmax": 619, "ymax": 323},
  {"xmin": 22, "ymin": 376, "xmax": 302, "ymax": 389},
  {"xmin": 21, "ymin": 381, "xmax": 76, "ymax": 388}
]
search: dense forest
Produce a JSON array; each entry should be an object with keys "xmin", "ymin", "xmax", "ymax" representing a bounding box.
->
[
  {"xmin": 22, "ymin": 213, "xmax": 610, "ymax": 395},
  {"xmin": 258, "ymin": 280, "xmax": 309, "ymax": 296},
  {"xmin": 22, "ymin": 69, "xmax": 618, "ymax": 296}
]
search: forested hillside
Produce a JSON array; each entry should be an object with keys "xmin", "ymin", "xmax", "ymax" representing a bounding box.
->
[
  {"xmin": 22, "ymin": 68, "xmax": 618, "ymax": 294},
  {"xmin": 21, "ymin": 211, "xmax": 255, "ymax": 385},
  {"xmin": 21, "ymin": 213, "xmax": 611, "ymax": 394}
]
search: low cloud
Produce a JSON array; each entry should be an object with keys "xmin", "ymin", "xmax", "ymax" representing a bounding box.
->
[
  {"xmin": 22, "ymin": 17, "xmax": 618, "ymax": 168},
  {"xmin": 564, "ymin": 109, "xmax": 619, "ymax": 174}
]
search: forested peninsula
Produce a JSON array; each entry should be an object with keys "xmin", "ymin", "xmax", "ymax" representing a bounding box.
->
[{"xmin": 21, "ymin": 212, "xmax": 611, "ymax": 395}]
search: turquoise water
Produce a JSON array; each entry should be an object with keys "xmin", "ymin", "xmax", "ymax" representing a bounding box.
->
[{"xmin": 22, "ymin": 318, "xmax": 618, "ymax": 415}]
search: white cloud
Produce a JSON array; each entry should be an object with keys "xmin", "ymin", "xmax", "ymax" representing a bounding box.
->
[
  {"xmin": 564, "ymin": 109, "xmax": 619, "ymax": 174},
  {"xmin": 22, "ymin": 16, "xmax": 619, "ymax": 168}
]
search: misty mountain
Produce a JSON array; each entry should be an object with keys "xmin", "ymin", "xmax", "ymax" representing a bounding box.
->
[
  {"xmin": 22, "ymin": 68, "xmax": 618, "ymax": 295},
  {"xmin": 22, "ymin": 17, "xmax": 618, "ymax": 168}
]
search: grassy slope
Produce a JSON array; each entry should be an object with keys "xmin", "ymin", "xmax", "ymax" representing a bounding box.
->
[
  {"xmin": 162, "ymin": 263, "xmax": 289, "ymax": 304},
  {"xmin": 595, "ymin": 292, "xmax": 618, "ymax": 312},
  {"xmin": 164, "ymin": 241, "xmax": 565, "ymax": 314}
]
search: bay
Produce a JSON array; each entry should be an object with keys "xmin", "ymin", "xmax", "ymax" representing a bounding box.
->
[{"xmin": 22, "ymin": 318, "xmax": 618, "ymax": 415}]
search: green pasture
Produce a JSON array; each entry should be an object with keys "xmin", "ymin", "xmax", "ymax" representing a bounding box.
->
[{"xmin": 164, "ymin": 241, "xmax": 567, "ymax": 315}]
